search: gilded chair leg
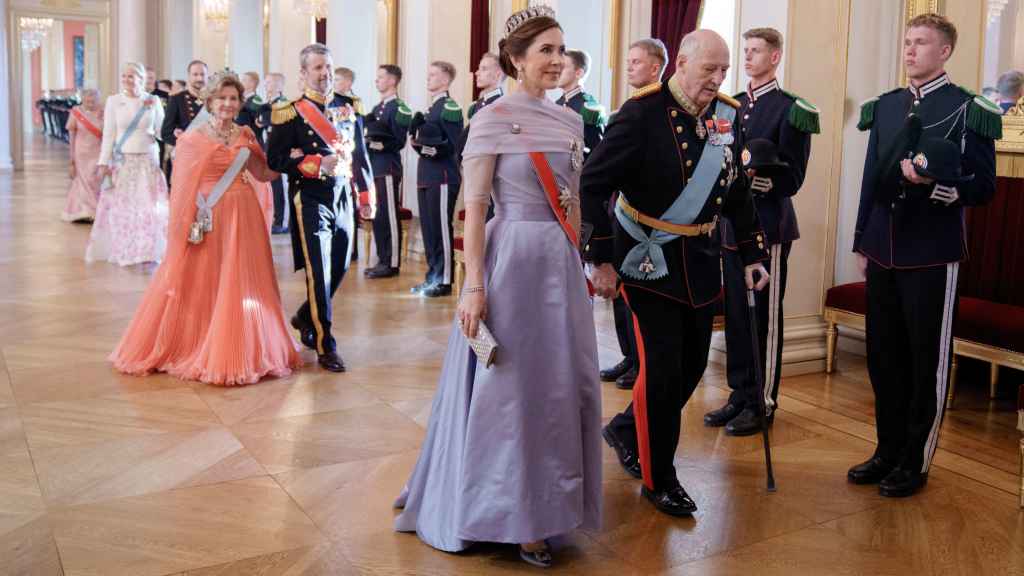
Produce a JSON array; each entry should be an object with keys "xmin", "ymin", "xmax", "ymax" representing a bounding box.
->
[
  {"xmin": 825, "ymin": 321, "xmax": 838, "ymax": 374},
  {"xmin": 990, "ymin": 364, "xmax": 1000, "ymax": 399},
  {"xmin": 402, "ymin": 222, "xmax": 411, "ymax": 264},
  {"xmin": 363, "ymin": 225, "xmax": 372, "ymax": 266},
  {"xmin": 946, "ymin": 356, "xmax": 959, "ymax": 411},
  {"xmin": 454, "ymin": 261, "xmax": 463, "ymax": 299},
  {"xmin": 1019, "ymin": 437, "xmax": 1023, "ymax": 509}
]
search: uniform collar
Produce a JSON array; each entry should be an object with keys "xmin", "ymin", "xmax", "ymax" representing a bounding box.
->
[
  {"xmin": 304, "ymin": 89, "xmax": 328, "ymax": 105},
  {"xmin": 481, "ymin": 87, "xmax": 503, "ymax": 101},
  {"xmin": 748, "ymin": 78, "xmax": 780, "ymax": 101},
  {"xmin": 431, "ymin": 91, "xmax": 449, "ymax": 105},
  {"xmin": 667, "ymin": 75, "xmax": 707, "ymax": 118},
  {"xmin": 908, "ymin": 72, "xmax": 950, "ymax": 100},
  {"xmin": 562, "ymin": 86, "xmax": 582, "ymax": 101},
  {"xmin": 380, "ymin": 94, "xmax": 397, "ymax": 105}
]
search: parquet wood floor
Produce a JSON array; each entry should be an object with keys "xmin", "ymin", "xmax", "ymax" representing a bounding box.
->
[{"xmin": 1, "ymin": 136, "xmax": 1021, "ymax": 575}]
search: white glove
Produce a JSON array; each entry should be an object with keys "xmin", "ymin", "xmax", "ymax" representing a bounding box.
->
[
  {"xmin": 422, "ymin": 145, "xmax": 437, "ymax": 157},
  {"xmin": 751, "ymin": 175, "xmax": 773, "ymax": 194},
  {"xmin": 368, "ymin": 141, "xmax": 384, "ymax": 151},
  {"xmin": 930, "ymin": 184, "xmax": 959, "ymax": 205}
]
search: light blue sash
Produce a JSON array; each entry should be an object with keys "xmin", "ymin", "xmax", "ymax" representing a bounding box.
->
[
  {"xmin": 194, "ymin": 148, "xmax": 251, "ymax": 234},
  {"xmin": 112, "ymin": 95, "xmax": 156, "ymax": 164},
  {"xmin": 614, "ymin": 100, "xmax": 736, "ymax": 280}
]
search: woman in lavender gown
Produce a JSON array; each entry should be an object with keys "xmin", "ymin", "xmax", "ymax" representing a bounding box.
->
[{"xmin": 394, "ymin": 7, "xmax": 602, "ymax": 568}]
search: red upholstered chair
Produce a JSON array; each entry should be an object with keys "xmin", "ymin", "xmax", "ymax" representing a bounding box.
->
[
  {"xmin": 453, "ymin": 209, "xmax": 466, "ymax": 297},
  {"xmin": 360, "ymin": 190, "xmax": 414, "ymax": 266}
]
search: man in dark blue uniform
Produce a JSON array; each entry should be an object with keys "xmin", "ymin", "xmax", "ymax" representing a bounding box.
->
[
  {"xmin": 584, "ymin": 30, "xmax": 769, "ymax": 517},
  {"xmin": 332, "ymin": 67, "xmax": 365, "ymax": 116},
  {"xmin": 456, "ymin": 52, "xmax": 504, "ymax": 164},
  {"xmin": 267, "ymin": 43, "xmax": 376, "ymax": 373},
  {"xmin": 847, "ymin": 14, "xmax": 999, "ymax": 498},
  {"xmin": 364, "ymin": 64, "xmax": 412, "ymax": 279},
  {"xmin": 704, "ymin": 27, "xmax": 818, "ymax": 436},
  {"xmin": 411, "ymin": 61, "xmax": 464, "ymax": 298},
  {"xmin": 556, "ymin": 49, "xmax": 604, "ymax": 160},
  {"xmin": 161, "ymin": 60, "xmax": 208, "ymax": 186},
  {"xmin": 235, "ymin": 71, "xmax": 265, "ymax": 144},
  {"xmin": 260, "ymin": 72, "xmax": 291, "ymax": 234}
]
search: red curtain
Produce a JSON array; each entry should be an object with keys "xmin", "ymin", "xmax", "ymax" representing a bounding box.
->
[
  {"xmin": 470, "ymin": 0, "xmax": 490, "ymax": 100},
  {"xmin": 651, "ymin": 0, "xmax": 703, "ymax": 81},
  {"xmin": 961, "ymin": 177, "xmax": 1024, "ymax": 306},
  {"xmin": 316, "ymin": 18, "xmax": 327, "ymax": 45}
]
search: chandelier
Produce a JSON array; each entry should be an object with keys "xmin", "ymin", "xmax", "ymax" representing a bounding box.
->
[
  {"xmin": 294, "ymin": 0, "xmax": 328, "ymax": 21},
  {"xmin": 19, "ymin": 17, "xmax": 53, "ymax": 52},
  {"xmin": 204, "ymin": 0, "xmax": 230, "ymax": 32}
]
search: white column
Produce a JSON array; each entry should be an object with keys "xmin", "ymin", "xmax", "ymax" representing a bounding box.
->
[
  {"xmin": 556, "ymin": 0, "xmax": 613, "ymax": 109},
  {"xmin": 737, "ymin": 0, "xmax": 789, "ymax": 88},
  {"xmin": 161, "ymin": 0, "xmax": 195, "ymax": 79},
  {"xmin": 230, "ymin": 0, "xmax": 264, "ymax": 74},
  {"xmin": 84, "ymin": 23, "xmax": 100, "ymax": 89},
  {"xmin": 44, "ymin": 20, "xmax": 65, "ymax": 90},
  {"xmin": 268, "ymin": 0, "xmax": 313, "ymax": 98},
  {"xmin": 327, "ymin": 0, "xmax": 379, "ymax": 100},
  {"xmin": 0, "ymin": 0, "xmax": 13, "ymax": 170},
  {"xmin": 118, "ymin": 0, "xmax": 148, "ymax": 65},
  {"xmin": 399, "ymin": 0, "xmax": 431, "ymax": 216}
]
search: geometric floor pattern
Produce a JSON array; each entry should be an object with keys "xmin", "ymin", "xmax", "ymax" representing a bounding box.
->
[{"xmin": 1, "ymin": 136, "xmax": 1021, "ymax": 575}]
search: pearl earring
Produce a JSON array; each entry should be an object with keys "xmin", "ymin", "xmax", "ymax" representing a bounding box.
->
[{"xmin": 517, "ymin": 66, "xmax": 525, "ymax": 83}]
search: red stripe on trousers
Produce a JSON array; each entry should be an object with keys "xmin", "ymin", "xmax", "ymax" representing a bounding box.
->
[{"xmin": 620, "ymin": 287, "xmax": 653, "ymax": 490}]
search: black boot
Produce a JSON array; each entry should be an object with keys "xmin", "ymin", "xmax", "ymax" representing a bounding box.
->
[
  {"xmin": 600, "ymin": 358, "xmax": 633, "ymax": 382},
  {"xmin": 703, "ymin": 401, "xmax": 744, "ymax": 427},
  {"xmin": 601, "ymin": 425, "xmax": 642, "ymax": 479},
  {"xmin": 724, "ymin": 407, "xmax": 773, "ymax": 437},
  {"xmin": 878, "ymin": 468, "xmax": 927, "ymax": 498},
  {"xmin": 847, "ymin": 456, "xmax": 895, "ymax": 485},
  {"xmin": 615, "ymin": 367, "xmax": 638, "ymax": 390},
  {"xmin": 641, "ymin": 483, "xmax": 697, "ymax": 517}
]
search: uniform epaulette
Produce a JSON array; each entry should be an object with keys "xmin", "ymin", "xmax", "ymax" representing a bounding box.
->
[
  {"xmin": 781, "ymin": 90, "xmax": 821, "ymax": 134},
  {"xmin": 717, "ymin": 92, "xmax": 740, "ymax": 108},
  {"xmin": 395, "ymin": 100, "xmax": 413, "ymax": 127},
  {"xmin": 965, "ymin": 92, "xmax": 1003, "ymax": 140},
  {"xmin": 351, "ymin": 96, "xmax": 364, "ymax": 116},
  {"xmin": 582, "ymin": 92, "xmax": 598, "ymax": 105},
  {"xmin": 467, "ymin": 101, "xmax": 480, "ymax": 120},
  {"xmin": 857, "ymin": 97, "xmax": 878, "ymax": 131},
  {"xmin": 441, "ymin": 98, "xmax": 463, "ymax": 123},
  {"xmin": 631, "ymin": 82, "xmax": 661, "ymax": 100},
  {"xmin": 581, "ymin": 101, "xmax": 607, "ymax": 127},
  {"xmin": 271, "ymin": 100, "xmax": 297, "ymax": 125}
]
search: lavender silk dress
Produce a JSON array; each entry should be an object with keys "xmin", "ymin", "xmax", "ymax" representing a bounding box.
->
[{"xmin": 394, "ymin": 92, "xmax": 602, "ymax": 552}]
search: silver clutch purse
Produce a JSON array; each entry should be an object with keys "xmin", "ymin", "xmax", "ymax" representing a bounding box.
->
[{"xmin": 467, "ymin": 321, "xmax": 499, "ymax": 368}]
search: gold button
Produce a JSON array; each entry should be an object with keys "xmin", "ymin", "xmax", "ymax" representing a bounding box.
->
[
  {"xmin": 758, "ymin": 243, "xmax": 765, "ymax": 249},
  {"xmin": 743, "ymin": 114, "xmax": 749, "ymax": 120},
  {"xmin": 716, "ymin": 197, "xmax": 723, "ymax": 205},
  {"xmin": 686, "ymin": 160, "xmax": 693, "ymax": 167},
  {"xmin": 671, "ymin": 110, "xmax": 678, "ymax": 117},
  {"xmin": 676, "ymin": 126, "xmax": 683, "ymax": 134},
  {"xmin": 308, "ymin": 130, "xmax": 314, "ymax": 135},
  {"xmin": 682, "ymin": 142, "xmax": 689, "ymax": 150},
  {"xmin": 719, "ymin": 179, "xmax": 726, "ymax": 186},
  {"xmin": 722, "ymin": 162, "xmax": 727, "ymax": 169}
]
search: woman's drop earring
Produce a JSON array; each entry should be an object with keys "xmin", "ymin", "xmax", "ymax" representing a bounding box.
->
[{"xmin": 517, "ymin": 66, "xmax": 525, "ymax": 83}]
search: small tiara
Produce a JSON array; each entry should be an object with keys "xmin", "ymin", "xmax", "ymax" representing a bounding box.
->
[{"xmin": 504, "ymin": 5, "xmax": 556, "ymax": 37}]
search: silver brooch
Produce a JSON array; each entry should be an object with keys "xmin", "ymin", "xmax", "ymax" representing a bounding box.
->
[
  {"xmin": 570, "ymin": 138, "xmax": 583, "ymax": 171},
  {"xmin": 511, "ymin": 123, "xmax": 522, "ymax": 134}
]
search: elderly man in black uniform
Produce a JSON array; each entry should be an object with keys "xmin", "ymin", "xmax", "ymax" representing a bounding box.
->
[
  {"xmin": 600, "ymin": 37, "xmax": 670, "ymax": 392},
  {"xmin": 364, "ymin": 64, "xmax": 412, "ymax": 279},
  {"xmin": 267, "ymin": 43, "xmax": 376, "ymax": 373},
  {"xmin": 704, "ymin": 27, "xmax": 819, "ymax": 437},
  {"xmin": 847, "ymin": 13, "xmax": 999, "ymax": 498},
  {"xmin": 410, "ymin": 61, "xmax": 464, "ymax": 298},
  {"xmin": 556, "ymin": 49, "xmax": 604, "ymax": 159},
  {"xmin": 583, "ymin": 29, "xmax": 770, "ymax": 517},
  {"xmin": 161, "ymin": 60, "xmax": 208, "ymax": 185}
]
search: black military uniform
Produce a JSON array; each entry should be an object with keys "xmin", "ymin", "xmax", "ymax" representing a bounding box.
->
[
  {"xmin": 848, "ymin": 72, "xmax": 999, "ymax": 496},
  {"xmin": 161, "ymin": 90, "xmax": 203, "ymax": 184},
  {"xmin": 260, "ymin": 94, "xmax": 291, "ymax": 232},
  {"xmin": 330, "ymin": 92, "xmax": 364, "ymax": 262},
  {"xmin": 556, "ymin": 86, "xmax": 605, "ymax": 159},
  {"xmin": 456, "ymin": 86, "xmax": 503, "ymax": 163},
  {"xmin": 365, "ymin": 95, "xmax": 412, "ymax": 276},
  {"xmin": 266, "ymin": 89, "xmax": 374, "ymax": 371},
  {"xmin": 152, "ymin": 87, "xmax": 171, "ymax": 171},
  {"xmin": 708, "ymin": 78, "xmax": 818, "ymax": 436},
  {"xmin": 411, "ymin": 92, "xmax": 464, "ymax": 296},
  {"xmin": 582, "ymin": 79, "xmax": 767, "ymax": 515},
  {"xmin": 333, "ymin": 91, "xmax": 365, "ymax": 116},
  {"xmin": 235, "ymin": 93, "xmax": 266, "ymax": 145}
]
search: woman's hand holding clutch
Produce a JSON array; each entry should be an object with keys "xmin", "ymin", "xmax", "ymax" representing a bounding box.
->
[{"xmin": 457, "ymin": 289, "xmax": 487, "ymax": 339}]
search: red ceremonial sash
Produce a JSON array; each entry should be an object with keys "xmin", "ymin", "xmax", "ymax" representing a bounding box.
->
[
  {"xmin": 72, "ymin": 108, "xmax": 102, "ymax": 140},
  {"xmin": 528, "ymin": 152, "xmax": 594, "ymax": 297},
  {"xmin": 293, "ymin": 99, "xmax": 339, "ymax": 149}
]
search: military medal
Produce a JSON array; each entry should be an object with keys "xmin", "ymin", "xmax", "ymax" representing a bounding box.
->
[
  {"xmin": 569, "ymin": 138, "xmax": 583, "ymax": 171},
  {"xmin": 639, "ymin": 255, "xmax": 656, "ymax": 275}
]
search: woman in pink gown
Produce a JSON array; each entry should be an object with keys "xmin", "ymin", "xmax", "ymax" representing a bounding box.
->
[
  {"xmin": 63, "ymin": 88, "xmax": 104, "ymax": 222},
  {"xmin": 110, "ymin": 72, "xmax": 300, "ymax": 386}
]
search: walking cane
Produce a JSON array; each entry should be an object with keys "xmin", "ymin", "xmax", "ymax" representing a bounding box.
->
[{"xmin": 746, "ymin": 288, "xmax": 777, "ymax": 492}]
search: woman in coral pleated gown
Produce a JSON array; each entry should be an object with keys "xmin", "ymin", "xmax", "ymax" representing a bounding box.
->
[
  {"xmin": 63, "ymin": 88, "xmax": 104, "ymax": 222},
  {"xmin": 110, "ymin": 72, "xmax": 300, "ymax": 386}
]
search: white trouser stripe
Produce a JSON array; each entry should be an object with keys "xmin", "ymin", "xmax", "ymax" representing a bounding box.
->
[
  {"xmin": 385, "ymin": 175, "xmax": 399, "ymax": 268},
  {"xmin": 921, "ymin": 262, "xmax": 959, "ymax": 472},
  {"xmin": 440, "ymin": 183, "xmax": 451, "ymax": 284},
  {"xmin": 764, "ymin": 244, "xmax": 781, "ymax": 410}
]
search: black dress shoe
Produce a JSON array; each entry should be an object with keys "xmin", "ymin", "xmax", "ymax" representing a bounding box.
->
[
  {"xmin": 411, "ymin": 282, "xmax": 433, "ymax": 294},
  {"xmin": 641, "ymin": 484, "xmax": 697, "ymax": 517},
  {"xmin": 289, "ymin": 316, "xmax": 318, "ymax": 351},
  {"xmin": 271, "ymin": 225, "xmax": 289, "ymax": 235},
  {"xmin": 847, "ymin": 456, "xmax": 895, "ymax": 485},
  {"xmin": 600, "ymin": 358, "xmax": 633, "ymax": 382},
  {"xmin": 366, "ymin": 266, "xmax": 399, "ymax": 279},
  {"xmin": 615, "ymin": 367, "xmax": 638, "ymax": 390},
  {"xmin": 318, "ymin": 351, "xmax": 346, "ymax": 373},
  {"xmin": 703, "ymin": 402, "xmax": 744, "ymax": 427},
  {"xmin": 725, "ymin": 407, "xmax": 773, "ymax": 437},
  {"xmin": 423, "ymin": 284, "xmax": 453, "ymax": 298},
  {"xmin": 602, "ymin": 425, "xmax": 642, "ymax": 479},
  {"xmin": 879, "ymin": 468, "xmax": 927, "ymax": 498}
]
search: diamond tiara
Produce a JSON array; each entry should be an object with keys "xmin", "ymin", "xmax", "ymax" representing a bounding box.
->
[{"xmin": 504, "ymin": 5, "xmax": 556, "ymax": 38}]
